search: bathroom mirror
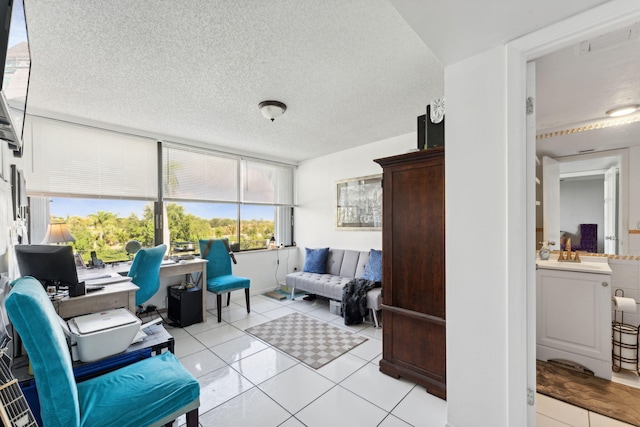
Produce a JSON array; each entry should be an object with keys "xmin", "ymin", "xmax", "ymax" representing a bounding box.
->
[{"xmin": 540, "ymin": 149, "xmax": 628, "ymax": 255}]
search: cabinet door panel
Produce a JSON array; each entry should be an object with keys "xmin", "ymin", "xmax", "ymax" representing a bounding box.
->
[
  {"xmin": 387, "ymin": 313, "xmax": 446, "ymax": 381},
  {"xmin": 389, "ymin": 163, "xmax": 444, "ymax": 318}
]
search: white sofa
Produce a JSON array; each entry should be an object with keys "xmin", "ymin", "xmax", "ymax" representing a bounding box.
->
[{"xmin": 285, "ymin": 248, "xmax": 382, "ymax": 327}]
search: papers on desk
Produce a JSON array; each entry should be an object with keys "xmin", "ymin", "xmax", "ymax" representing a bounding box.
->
[{"xmin": 84, "ymin": 275, "xmax": 133, "ymax": 286}]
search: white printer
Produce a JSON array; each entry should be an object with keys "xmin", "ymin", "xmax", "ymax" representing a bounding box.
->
[{"xmin": 66, "ymin": 308, "xmax": 141, "ymax": 362}]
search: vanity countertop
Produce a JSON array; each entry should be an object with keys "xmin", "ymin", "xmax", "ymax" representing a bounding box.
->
[{"xmin": 536, "ymin": 255, "xmax": 612, "ymax": 275}]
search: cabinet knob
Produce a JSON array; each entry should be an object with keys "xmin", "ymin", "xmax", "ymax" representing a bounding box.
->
[{"xmin": 602, "ymin": 282, "xmax": 609, "ymax": 287}]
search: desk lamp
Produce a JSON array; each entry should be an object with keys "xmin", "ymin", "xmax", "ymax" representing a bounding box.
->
[{"xmin": 42, "ymin": 223, "xmax": 75, "ymax": 244}]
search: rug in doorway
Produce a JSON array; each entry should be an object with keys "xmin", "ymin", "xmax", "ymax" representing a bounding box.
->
[
  {"xmin": 537, "ymin": 360, "xmax": 640, "ymax": 426},
  {"xmin": 245, "ymin": 312, "xmax": 367, "ymax": 369}
]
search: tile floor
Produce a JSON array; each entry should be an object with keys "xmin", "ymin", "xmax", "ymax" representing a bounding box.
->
[
  {"xmin": 163, "ymin": 291, "xmax": 634, "ymax": 427},
  {"xmin": 166, "ymin": 292, "xmax": 446, "ymax": 427}
]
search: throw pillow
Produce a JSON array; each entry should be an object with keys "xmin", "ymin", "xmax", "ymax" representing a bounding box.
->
[
  {"xmin": 363, "ymin": 249, "xmax": 382, "ymax": 282},
  {"xmin": 303, "ymin": 247, "xmax": 329, "ymax": 274}
]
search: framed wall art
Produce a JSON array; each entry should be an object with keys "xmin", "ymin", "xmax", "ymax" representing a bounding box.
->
[{"xmin": 336, "ymin": 174, "xmax": 382, "ymax": 230}]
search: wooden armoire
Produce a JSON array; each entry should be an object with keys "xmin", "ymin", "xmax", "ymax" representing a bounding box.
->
[{"xmin": 374, "ymin": 147, "xmax": 446, "ymax": 399}]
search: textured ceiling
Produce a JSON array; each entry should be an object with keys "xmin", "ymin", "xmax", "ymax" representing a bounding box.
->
[
  {"xmin": 535, "ymin": 22, "xmax": 640, "ymax": 157},
  {"xmin": 22, "ymin": 0, "xmax": 638, "ymax": 163},
  {"xmin": 24, "ymin": 0, "xmax": 444, "ymax": 163}
]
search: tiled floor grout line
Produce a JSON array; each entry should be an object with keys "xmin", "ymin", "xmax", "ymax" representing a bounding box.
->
[{"xmin": 175, "ymin": 295, "xmax": 398, "ymax": 426}]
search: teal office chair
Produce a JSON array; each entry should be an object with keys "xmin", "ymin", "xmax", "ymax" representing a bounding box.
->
[
  {"xmin": 128, "ymin": 244, "xmax": 166, "ymax": 308},
  {"xmin": 199, "ymin": 239, "xmax": 250, "ymax": 322},
  {"xmin": 6, "ymin": 276, "xmax": 200, "ymax": 427}
]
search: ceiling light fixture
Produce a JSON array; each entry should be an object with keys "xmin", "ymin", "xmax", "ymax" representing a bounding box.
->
[
  {"xmin": 606, "ymin": 104, "xmax": 640, "ymax": 117},
  {"xmin": 259, "ymin": 101, "xmax": 287, "ymax": 122}
]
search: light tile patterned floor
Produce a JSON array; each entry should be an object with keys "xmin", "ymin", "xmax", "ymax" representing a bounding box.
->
[
  {"xmin": 164, "ymin": 293, "xmax": 445, "ymax": 427},
  {"xmin": 164, "ymin": 292, "xmax": 630, "ymax": 426}
]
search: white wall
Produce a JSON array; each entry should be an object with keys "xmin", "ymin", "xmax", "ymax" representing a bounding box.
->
[
  {"xmin": 560, "ymin": 177, "xmax": 605, "ymax": 252},
  {"xmin": 445, "ymin": 46, "xmax": 513, "ymax": 427},
  {"xmin": 295, "ymin": 132, "xmax": 416, "ymax": 252}
]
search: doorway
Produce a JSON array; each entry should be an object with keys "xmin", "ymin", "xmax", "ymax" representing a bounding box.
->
[{"xmin": 527, "ymin": 8, "xmax": 640, "ymax": 426}]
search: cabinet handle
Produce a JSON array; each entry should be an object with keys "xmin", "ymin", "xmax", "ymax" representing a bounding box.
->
[{"xmin": 602, "ymin": 282, "xmax": 609, "ymax": 287}]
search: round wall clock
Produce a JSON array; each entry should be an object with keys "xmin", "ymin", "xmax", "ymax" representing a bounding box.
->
[{"xmin": 430, "ymin": 97, "xmax": 445, "ymax": 124}]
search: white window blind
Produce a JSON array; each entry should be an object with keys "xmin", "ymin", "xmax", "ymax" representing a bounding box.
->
[
  {"xmin": 26, "ymin": 118, "xmax": 158, "ymax": 199},
  {"xmin": 162, "ymin": 144, "xmax": 238, "ymax": 202},
  {"xmin": 242, "ymin": 159, "xmax": 294, "ymax": 205}
]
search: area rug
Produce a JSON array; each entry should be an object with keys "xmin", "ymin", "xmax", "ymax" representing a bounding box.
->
[
  {"xmin": 245, "ymin": 312, "xmax": 367, "ymax": 369},
  {"xmin": 537, "ymin": 360, "xmax": 640, "ymax": 426}
]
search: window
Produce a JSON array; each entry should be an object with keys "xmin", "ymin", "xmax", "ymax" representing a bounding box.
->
[
  {"xmin": 164, "ymin": 201, "xmax": 238, "ymax": 254},
  {"xmin": 47, "ymin": 197, "xmax": 154, "ymax": 263},
  {"xmin": 162, "ymin": 143, "xmax": 295, "ymax": 251},
  {"xmin": 24, "ymin": 123, "xmax": 296, "ymax": 257}
]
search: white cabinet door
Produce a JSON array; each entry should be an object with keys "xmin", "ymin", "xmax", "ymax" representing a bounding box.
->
[{"xmin": 536, "ymin": 268, "xmax": 611, "ymax": 379}]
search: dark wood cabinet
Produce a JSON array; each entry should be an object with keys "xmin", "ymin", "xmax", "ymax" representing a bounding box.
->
[{"xmin": 374, "ymin": 147, "xmax": 446, "ymax": 400}]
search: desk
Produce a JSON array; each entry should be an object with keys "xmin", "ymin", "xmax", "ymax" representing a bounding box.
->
[
  {"xmin": 53, "ymin": 281, "xmax": 139, "ymax": 319},
  {"xmin": 111, "ymin": 259, "xmax": 208, "ymax": 323}
]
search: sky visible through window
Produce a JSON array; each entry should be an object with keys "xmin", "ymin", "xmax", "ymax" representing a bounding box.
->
[
  {"xmin": 50, "ymin": 198, "xmax": 273, "ymax": 220},
  {"xmin": 8, "ymin": 0, "xmax": 27, "ymax": 48}
]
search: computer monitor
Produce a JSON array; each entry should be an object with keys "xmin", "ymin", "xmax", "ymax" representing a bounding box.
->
[{"xmin": 15, "ymin": 245, "xmax": 80, "ymax": 292}]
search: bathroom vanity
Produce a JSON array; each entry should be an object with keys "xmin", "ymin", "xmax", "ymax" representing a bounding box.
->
[{"xmin": 536, "ymin": 257, "xmax": 612, "ymax": 379}]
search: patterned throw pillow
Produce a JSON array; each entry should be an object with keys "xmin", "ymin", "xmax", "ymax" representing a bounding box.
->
[
  {"xmin": 363, "ymin": 249, "xmax": 382, "ymax": 282},
  {"xmin": 303, "ymin": 247, "xmax": 330, "ymax": 274}
]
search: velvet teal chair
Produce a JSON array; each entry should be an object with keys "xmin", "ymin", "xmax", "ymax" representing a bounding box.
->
[
  {"xmin": 128, "ymin": 244, "xmax": 166, "ymax": 308},
  {"xmin": 6, "ymin": 276, "xmax": 200, "ymax": 427},
  {"xmin": 199, "ymin": 239, "xmax": 250, "ymax": 322}
]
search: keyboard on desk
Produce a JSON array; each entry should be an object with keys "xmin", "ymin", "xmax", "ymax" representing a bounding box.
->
[{"xmin": 86, "ymin": 285, "xmax": 105, "ymax": 292}]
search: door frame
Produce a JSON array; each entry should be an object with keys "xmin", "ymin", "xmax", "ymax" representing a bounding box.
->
[{"xmin": 507, "ymin": 2, "xmax": 640, "ymax": 425}]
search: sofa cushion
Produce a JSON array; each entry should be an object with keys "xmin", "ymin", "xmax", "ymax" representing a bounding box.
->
[
  {"xmin": 286, "ymin": 272, "xmax": 352, "ymax": 301},
  {"xmin": 362, "ymin": 249, "xmax": 382, "ymax": 282},
  {"xmin": 303, "ymin": 247, "xmax": 329, "ymax": 274}
]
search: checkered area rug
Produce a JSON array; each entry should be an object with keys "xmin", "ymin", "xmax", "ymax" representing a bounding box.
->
[{"xmin": 245, "ymin": 312, "xmax": 368, "ymax": 369}]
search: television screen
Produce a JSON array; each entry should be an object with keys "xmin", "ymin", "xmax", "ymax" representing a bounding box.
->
[
  {"xmin": 15, "ymin": 245, "xmax": 80, "ymax": 290},
  {"xmin": 0, "ymin": 0, "xmax": 29, "ymax": 155}
]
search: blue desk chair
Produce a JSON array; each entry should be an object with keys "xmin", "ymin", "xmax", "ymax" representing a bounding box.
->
[
  {"xmin": 6, "ymin": 276, "xmax": 200, "ymax": 427},
  {"xmin": 199, "ymin": 239, "xmax": 250, "ymax": 322},
  {"xmin": 128, "ymin": 244, "xmax": 166, "ymax": 309}
]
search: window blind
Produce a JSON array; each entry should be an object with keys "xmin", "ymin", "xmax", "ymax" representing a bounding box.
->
[
  {"xmin": 242, "ymin": 159, "xmax": 295, "ymax": 205},
  {"xmin": 162, "ymin": 144, "xmax": 238, "ymax": 202},
  {"xmin": 26, "ymin": 118, "xmax": 158, "ymax": 199}
]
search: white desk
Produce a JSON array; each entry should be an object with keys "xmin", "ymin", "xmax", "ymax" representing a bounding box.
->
[
  {"xmin": 109, "ymin": 259, "xmax": 208, "ymax": 323},
  {"xmin": 53, "ymin": 281, "xmax": 139, "ymax": 319}
]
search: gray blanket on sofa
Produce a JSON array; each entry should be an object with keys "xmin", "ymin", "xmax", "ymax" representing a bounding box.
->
[{"xmin": 341, "ymin": 278, "xmax": 381, "ymax": 325}]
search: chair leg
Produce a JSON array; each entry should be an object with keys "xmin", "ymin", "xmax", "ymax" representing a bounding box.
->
[
  {"xmin": 290, "ymin": 287, "xmax": 295, "ymax": 300},
  {"xmin": 216, "ymin": 294, "xmax": 222, "ymax": 322},
  {"xmin": 371, "ymin": 309, "xmax": 380, "ymax": 328},
  {"xmin": 245, "ymin": 288, "xmax": 250, "ymax": 313},
  {"xmin": 186, "ymin": 408, "xmax": 199, "ymax": 427},
  {"xmin": 227, "ymin": 292, "xmax": 231, "ymax": 306}
]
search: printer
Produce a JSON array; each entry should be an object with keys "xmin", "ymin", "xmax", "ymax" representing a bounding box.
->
[{"xmin": 65, "ymin": 308, "xmax": 141, "ymax": 362}]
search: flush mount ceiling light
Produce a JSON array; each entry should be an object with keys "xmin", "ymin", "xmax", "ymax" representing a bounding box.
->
[
  {"xmin": 606, "ymin": 104, "xmax": 640, "ymax": 117},
  {"xmin": 259, "ymin": 100, "xmax": 287, "ymax": 122}
]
